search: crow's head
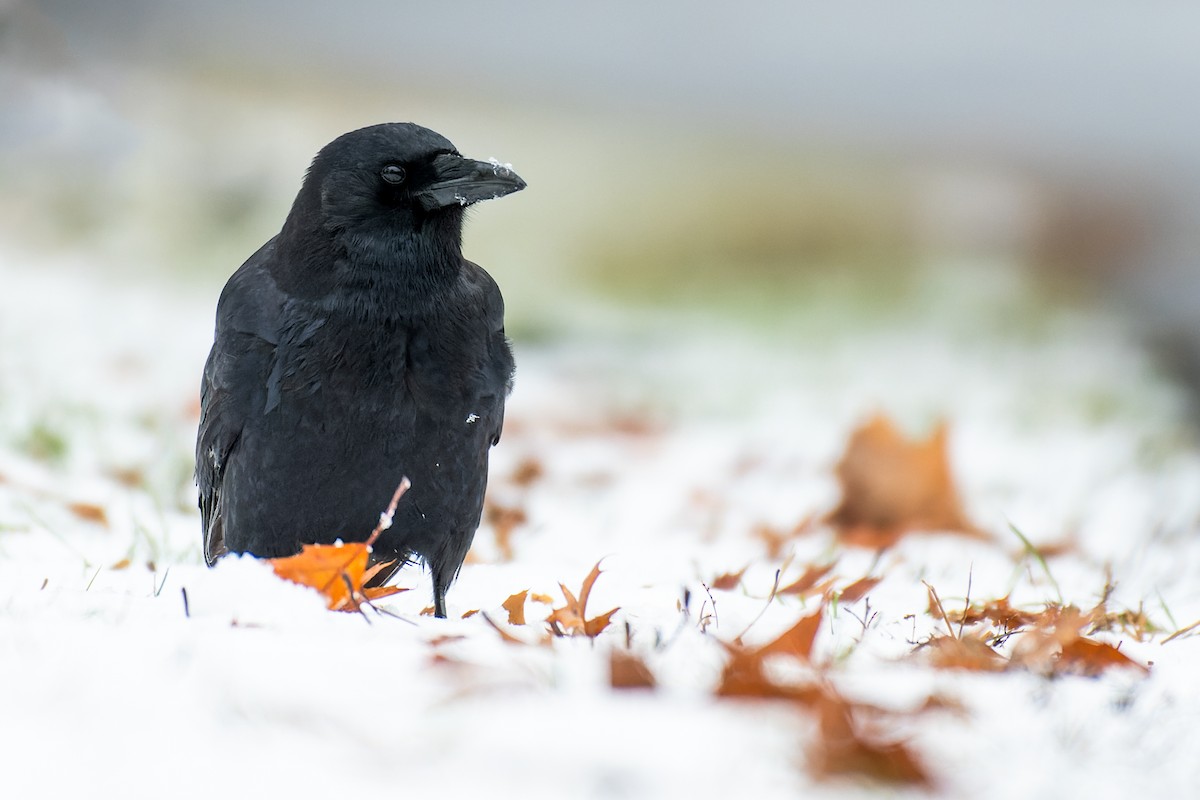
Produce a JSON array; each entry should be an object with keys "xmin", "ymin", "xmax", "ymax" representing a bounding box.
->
[{"xmin": 292, "ymin": 122, "xmax": 526, "ymax": 240}]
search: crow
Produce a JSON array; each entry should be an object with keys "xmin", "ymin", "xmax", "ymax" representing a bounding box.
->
[{"xmin": 196, "ymin": 123, "xmax": 525, "ymax": 617}]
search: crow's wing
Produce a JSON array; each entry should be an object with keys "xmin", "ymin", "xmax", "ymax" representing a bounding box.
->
[
  {"xmin": 461, "ymin": 259, "xmax": 515, "ymax": 446},
  {"xmin": 196, "ymin": 240, "xmax": 286, "ymax": 565}
]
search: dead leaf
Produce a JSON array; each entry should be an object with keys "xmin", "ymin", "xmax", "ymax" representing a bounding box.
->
[
  {"xmin": 826, "ymin": 414, "xmax": 982, "ymax": 547},
  {"xmin": 778, "ymin": 562, "xmax": 837, "ymax": 597},
  {"xmin": 530, "ymin": 592, "xmax": 555, "ymax": 605},
  {"xmin": 839, "ymin": 576, "xmax": 882, "ymax": 604},
  {"xmin": 718, "ymin": 607, "xmax": 825, "ymax": 700},
  {"xmin": 610, "ymin": 649, "xmax": 656, "ymax": 690},
  {"xmin": 757, "ymin": 608, "xmax": 825, "ymax": 661},
  {"xmin": 546, "ymin": 560, "xmax": 619, "ymax": 638},
  {"xmin": 510, "ymin": 457, "xmax": 544, "ymax": 487},
  {"xmin": 68, "ymin": 502, "xmax": 109, "ymax": 527},
  {"xmin": 269, "ymin": 542, "xmax": 408, "ymax": 612},
  {"xmin": 949, "ymin": 595, "xmax": 1041, "ymax": 631},
  {"xmin": 503, "ymin": 590, "xmax": 529, "ymax": 625},
  {"xmin": 1010, "ymin": 605, "xmax": 1148, "ymax": 676},
  {"xmin": 924, "ymin": 633, "xmax": 1007, "ymax": 672},
  {"xmin": 110, "ymin": 558, "xmax": 131, "ymax": 571},
  {"xmin": 268, "ymin": 479, "xmax": 413, "ymax": 612},
  {"xmin": 1057, "ymin": 637, "xmax": 1146, "ymax": 676},
  {"xmin": 585, "ymin": 608, "xmax": 620, "ymax": 638},
  {"xmin": 481, "ymin": 612, "xmax": 527, "ymax": 645},
  {"xmin": 710, "ymin": 566, "xmax": 748, "ymax": 591},
  {"xmin": 808, "ymin": 692, "xmax": 932, "ymax": 787},
  {"xmin": 485, "ymin": 502, "xmax": 527, "ymax": 561}
]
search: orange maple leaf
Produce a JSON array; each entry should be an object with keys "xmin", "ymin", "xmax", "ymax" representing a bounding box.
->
[
  {"xmin": 267, "ymin": 478, "xmax": 411, "ymax": 612},
  {"xmin": 826, "ymin": 414, "xmax": 983, "ymax": 548},
  {"xmin": 546, "ymin": 560, "xmax": 619, "ymax": 638}
]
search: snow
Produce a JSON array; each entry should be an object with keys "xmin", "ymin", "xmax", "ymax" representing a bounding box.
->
[{"xmin": 2, "ymin": 251, "xmax": 1199, "ymax": 798}]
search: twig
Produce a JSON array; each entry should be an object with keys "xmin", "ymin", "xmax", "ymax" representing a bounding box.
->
[
  {"xmin": 315, "ymin": 477, "xmax": 412, "ymax": 598},
  {"xmin": 959, "ymin": 564, "xmax": 973, "ymax": 639},
  {"xmin": 699, "ymin": 582, "xmax": 719, "ymax": 633},
  {"xmin": 1163, "ymin": 618, "xmax": 1200, "ymax": 644},
  {"xmin": 341, "ymin": 573, "xmax": 372, "ymax": 624},
  {"xmin": 85, "ymin": 566, "xmax": 102, "ymax": 591},
  {"xmin": 923, "ymin": 581, "xmax": 956, "ymax": 639},
  {"xmin": 181, "ymin": 587, "xmax": 190, "ymax": 618},
  {"xmin": 153, "ymin": 566, "xmax": 171, "ymax": 597},
  {"xmin": 367, "ymin": 477, "xmax": 412, "ymax": 548}
]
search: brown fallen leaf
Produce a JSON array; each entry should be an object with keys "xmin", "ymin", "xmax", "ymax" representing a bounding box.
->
[
  {"xmin": 949, "ymin": 595, "xmax": 1042, "ymax": 631},
  {"xmin": 485, "ymin": 501, "xmax": 527, "ymax": 562},
  {"xmin": 67, "ymin": 502, "xmax": 109, "ymax": 527},
  {"xmin": 510, "ymin": 456, "xmax": 545, "ymax": 487},
  {"xmin": 924, "ymin": 632, "xmax": 1008, "ymax": 672},
  {"xmin": 709, "ymin": 566, "xmax": 748, "ymax": 591},
  {"xmin": 110, "ymin": 558, "xmax": 132, "ymax": 571},
  {"xmin": 716, "ymin": 606, "xmax": 932, "ymax": 786},
  {"xmin": 826, "ymin": 414, "xmax": 983, "ymax": 548},
  {"xmin": 778, "ymin": 562, "xmax": 837, "ymax": 597},
  {"xmin": 503, "ymin": 590, "xmax": 529, "ymax": 625},
  {"xmin": 481, "ymin": 613, "xmax": 521, "ymax": 643},
  {"xmin": 1011, "ymin": 605, "xmax": 1148, "ymax": 677},
  {"xmin": 808, "ymin": 691, "xmax": 932, "ymax": 787},
  {"xmin": 718, "ymin": 607, "xmax": 825, "ymax": 700},
  {"xmin": 610, "ymin": 649, "xmax": 656, "ymax": 690},
  {"xmin": 546, "ymin": 560, "xmax": 619, "ymax": 638},
  {"xmin": 839, "ymin": 576, "xmax": 883, "ymax": 604}
]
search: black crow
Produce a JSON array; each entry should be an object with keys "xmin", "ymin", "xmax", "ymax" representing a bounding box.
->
[{"xmin": 196, "ymin": 123, "xmax": 525, "ymax": 617}]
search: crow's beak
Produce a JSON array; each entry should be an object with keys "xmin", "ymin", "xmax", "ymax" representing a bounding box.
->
[{"xmin": 415, "ymin": 153, "xmax": 527, "ymax": 212}]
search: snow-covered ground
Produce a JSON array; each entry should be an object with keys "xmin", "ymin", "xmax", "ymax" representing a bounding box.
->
[{"xmin": 2, "ymin": 252, "xmax": 1199, "ymax": 799}]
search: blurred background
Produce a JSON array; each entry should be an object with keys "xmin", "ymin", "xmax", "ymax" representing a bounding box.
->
[{"xmin": 4, "ymin": 1, "xmax": 1200, "ymax": 394}]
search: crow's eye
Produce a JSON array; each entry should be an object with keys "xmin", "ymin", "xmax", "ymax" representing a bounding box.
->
[{"xmin": 380, "ymin": 164, "xmax": 406, "ymax": 184}]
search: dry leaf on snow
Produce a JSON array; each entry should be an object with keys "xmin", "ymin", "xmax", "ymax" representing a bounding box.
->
[
  {"xmin": 269, "ymin": 543, "xmax": 407, "ymax": 612},
  {"xmin": 484, "ymin": 501, "xmax": 527, "ymax": 562},
  {"xmin": 503, "ymin": 590, "xmax": 529, "ymax": 625},
  {"xmin": 267, "ymin": 479, "xmax": 411, "ymax": 612},
  {"xmin": 778, "ymin": 562, "xmax": 837, "ymax": 598},
  {"xmin": 546, "ymin": 560, "xmax": 619, "ymax": 638},
  {"xmin": 808, "ymin": 692, "xmax": 932, "ymax": 787},
  {"xmin": 718, "ymin": 607, "xmax": 825, "ymax": 701},
  {"xmin": 1010, "ymin": 605, "xmax": 1148, "ymax": 677},
  {"xmin": 827, "ymin": 414, "xmax": 982, "ymax": 548},
  {"xmin": 709, "ymin": 566, "xmax": 748, "ymax": 591},
  {"xmin": 610, "ymin": 649, "xmax": 656, "ymax": 690},
  {"xmin": 838, "ymin": 576, "xmax": 883, "ymax": 604}
]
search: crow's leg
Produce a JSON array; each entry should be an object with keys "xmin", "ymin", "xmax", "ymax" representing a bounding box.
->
[{"xmin": 432, "ymin": 580, "xmax": 448, "ymax": 619}]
